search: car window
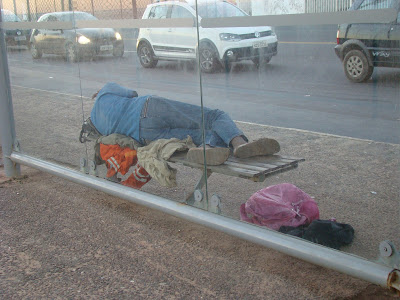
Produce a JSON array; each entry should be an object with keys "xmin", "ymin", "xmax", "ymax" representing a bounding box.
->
[
  {"xmin": 171, "ymin": 6, "xmax": 194, "ymax": 19},
  {"xmin": 1, "ymin": 10, "xmax": 21, "ymax": 22},
  {"xmin": 149, "ymin": 5, "xmax": 169, "ymax": 19},
  {"xmin": 38, "ymin": 15, "xmax": 48, "ymax": 22},
  {"xmin": 58, "ymin": 12, "xmax": 98, "ymax": 21},
  {"xmin": 195, "ymin": 2, "xmax": 247, "ymax": 18},
  {"xmin": 148, "ymin": 7, "xmax": 156, "ymax": 19},
  {"xmin": 47, "ymin": 15, "xmax": 59, "ymax": 22},
  {"xmin": 356, "ymin": 0, "xmax": 392, "ymax": 10}
]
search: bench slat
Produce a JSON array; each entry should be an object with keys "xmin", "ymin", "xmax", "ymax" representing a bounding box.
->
[
  {"xmin": 169, "ymin": 152, "xmax": 304, "ymax": 182},
  {"xmin": 223, "ymin": 161, "xmax": 273, "ymax": 172}
]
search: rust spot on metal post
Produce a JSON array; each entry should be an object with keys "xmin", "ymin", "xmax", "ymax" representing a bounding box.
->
[{"xmin": 387, "ymin": 270, "xmax": 400, "ymax": 295}]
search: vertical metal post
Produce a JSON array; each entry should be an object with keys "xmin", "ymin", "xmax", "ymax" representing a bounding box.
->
[
  {"xmin": 12, "ymin": 0, "xmax": 18, "ymax": 15},
  {"xmin": 0, "ymin": 18, "xmax": 20, "ymax": 177},
  {"xmin": 131, "ymin": 0, "xmax": 137, "ymax": 19},
  {"xmin": 34, "ymin": 0, "xmax": 38, "ymax": 20},
  {"xmin": 26, "ymin": 0, "xmax": 32, "ymax": 21},
  {"xmin": 90, "ymin": 0, "xmax": 94, "ymax": 16}
]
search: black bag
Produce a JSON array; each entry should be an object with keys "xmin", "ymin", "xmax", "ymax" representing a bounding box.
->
[
  {"xmin": 279, "ymin": 219, "xmax": 355, "ymax": 250},
  {"xmin": 79, "ymin": 117, "xmax": 102, "ymax": 143},
  {"xmin": 79, "ymin": 118, "xmax": 104, "ymax": 165}
]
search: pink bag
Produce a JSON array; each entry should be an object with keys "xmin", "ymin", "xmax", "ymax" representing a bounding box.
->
[{"xmin": 240, "ymin": 183, "xmax": 319, "ymax": 230}]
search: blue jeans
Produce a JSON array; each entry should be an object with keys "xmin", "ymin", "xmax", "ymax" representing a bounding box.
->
[{"xmin": 139, "ymin": 96, "xmax": 246, "ymax": 147}]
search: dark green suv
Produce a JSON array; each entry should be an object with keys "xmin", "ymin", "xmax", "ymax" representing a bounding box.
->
[{"xmin": 334, "ymin": 0, "xmax": 400, "ymax": 82}]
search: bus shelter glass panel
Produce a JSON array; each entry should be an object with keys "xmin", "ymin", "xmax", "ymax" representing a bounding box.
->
[
  {"xmin": 1, "ymin": 3, "xmax": 86, "ymax": 169},
  {"xmin": 77, "ymin": 0, "xmax": 205, "ymax": 205},
  {"xmin": 198, "ymin": 0, "xmax": 400, "ymax": 261},
  {"xmin": 2, "ymin": 0, "xmax": 399, "ymax": 265}
]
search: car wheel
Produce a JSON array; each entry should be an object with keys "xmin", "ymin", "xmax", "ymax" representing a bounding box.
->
[
  {"xmin": 199, "ymin": 43, "xmax": 219, "ymax": 73},
  {"xmin": 343, "ymin": 49, "xmax": 373, "ymax": 83},
  {"xmin": 138, "ymin": 42, "xmax": 158, "ymax": 68},
  {"xmin": 30, "ymin": 43, "xmax": 42, "ymax": 59},
  {"xmin": 113, "ymin": 44, "xmax": 124, "ymax": 57},
  {"xmin": 252, "ymin": 56, "xmax": 271, "ymax": 68},
  {"xmin": 65, "ymin": 43, "xmax": 78, "ymax": 63}
]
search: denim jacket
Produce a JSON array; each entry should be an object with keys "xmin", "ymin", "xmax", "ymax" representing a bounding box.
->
[{"xmin": 90, "ymin": 82, "xmax": 148, "ymax": 143}]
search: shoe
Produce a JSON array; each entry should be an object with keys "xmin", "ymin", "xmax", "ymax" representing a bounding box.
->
[
  {"xmin": 186, "ymin": 147, "xmax": 230, "ymax": 166},
  {"xmin": 233, "ymin": 138, "xmax": 280, "ymax": 158}
]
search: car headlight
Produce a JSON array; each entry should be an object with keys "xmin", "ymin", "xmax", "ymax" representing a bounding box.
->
[
  {"xmin": 219, "ymin": 33, "xmax": 241, "ymax": 42},
  {"xmin": 77, "ymin": 35, "xmax": 91, "ymax": 45},
  {"xmin": 115, "ymin": 32, "xmax": 122, "ymax": 40}
]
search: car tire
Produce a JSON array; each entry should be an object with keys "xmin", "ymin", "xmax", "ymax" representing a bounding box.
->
[
  {"xmin": 30, "ymin": 43, "xmax": 42, "ymax": 59},
  {"xmin": 199, "ymin": 42, "xmax": 219, "ymax": 73},
  {"xmin": 252, "ymin": 56, "xmax": 271, "ymax": 68},
  {"xmin": 137, "ymin": 42, "xmax": 158, "ymax": 68},
  {"xmin": 343, "ymin": 49, "xmax": 373, "ymax": 83},
  {"xmin": 65, "ymin": 43, "xmax": 78, "ymax": 63},
  {"xmin": 113, "ymin": 44, "xmax": 124, "ymax": 57}
]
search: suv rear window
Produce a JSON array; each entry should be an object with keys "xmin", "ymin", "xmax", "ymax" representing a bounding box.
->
[{"xmin": 353, "ymin": 0, "xmax": 396, "ymax": 10}]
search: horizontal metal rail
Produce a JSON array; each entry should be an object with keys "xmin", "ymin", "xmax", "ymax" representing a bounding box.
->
[
  {"xmin": 9, "ymin": 152, "xmax": 400, "ymax": 292},
  {"xmin": 0, "ymin": 8, "xmax": 397, "ymax": 30}
]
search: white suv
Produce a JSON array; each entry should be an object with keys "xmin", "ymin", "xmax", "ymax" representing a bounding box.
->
[{"xmin": 136, "ymin": 0, "xmax": 278, "ymax": 72}]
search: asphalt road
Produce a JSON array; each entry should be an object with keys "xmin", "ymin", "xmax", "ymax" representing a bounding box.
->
[{"xmin": 5, "ymin": 25, "xmax": 400, "ymax": 143}]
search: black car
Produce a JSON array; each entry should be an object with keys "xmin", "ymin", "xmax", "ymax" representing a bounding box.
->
[
  {"xmin": 30, "ymin": 11, "xmax": 124, "ymax": 62},
  {"xmin": 1, "ymin": 9, "xmax": 30, "ymax": 47},
  {"xmin": 334, "ymin": 0, "xmax": 400, "ymax": 82}
]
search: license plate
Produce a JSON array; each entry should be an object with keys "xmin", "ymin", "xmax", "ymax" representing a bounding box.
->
[
  {"xmin": 100, "ymin": 45, "xmax": 113, "ymax": 51},
  {"xmin": 14, "ymin": 36, "xmax": 26, "ymax": 41},
  {"xmin": 253, "ymin": 41, "xmax": 268, "ymax": 49}
]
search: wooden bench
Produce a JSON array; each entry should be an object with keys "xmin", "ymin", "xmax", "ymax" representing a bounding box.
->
[{"xmin": 169, "ymin": 152, "xmax": 305, "ymax": 213}]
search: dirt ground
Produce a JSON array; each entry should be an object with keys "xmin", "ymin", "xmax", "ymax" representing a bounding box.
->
[
  {"xmin": 0, "ymin": 148, "xmax": 399, "ymax": 299},
  {"xmin": 1, "ymin": 86, "xmax": 399, "ymax": 298}
]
